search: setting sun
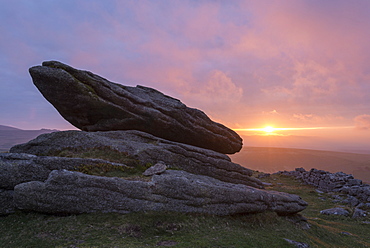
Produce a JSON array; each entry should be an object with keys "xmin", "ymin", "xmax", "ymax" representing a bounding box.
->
[
  {"xmin": 263, "ymin": 126, "xmax": 275, "ymax": 133},
  {"xmin": 232, "ymin": 126, "xmax": 354, "ymax": 134}
]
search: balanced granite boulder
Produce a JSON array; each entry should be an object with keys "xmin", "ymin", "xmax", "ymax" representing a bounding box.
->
[
  {"xmin": 10, "ymin": 130, "xmax": 262, "ymax": 188},
  {"xmin": 14, "ymin": 170, "xmax": 307, "ymax": 216},
  {"xmin": 29, "ymin": 61, "xmax": 242, "ymax": 154}
]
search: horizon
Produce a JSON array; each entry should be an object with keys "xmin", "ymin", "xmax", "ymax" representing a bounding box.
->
[
  {"xmin": 1, "ymin": 123, "xmax": 369, "ymax": 155},
  {"xmin": 1, "ymin": 1, "xmax": 370, "ymax": 153}
]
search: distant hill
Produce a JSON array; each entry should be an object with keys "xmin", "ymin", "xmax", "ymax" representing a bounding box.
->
[
  {"xmin": 0, "ymin": 125, "xmax": 21, "ymax": 131},
  {"xmin": 0, "ymin": 125, "xmax": 58, "ymax": 152},
  {"xmin": 230, "ymin": 147, "xmax": 370, "ymax": 183}
]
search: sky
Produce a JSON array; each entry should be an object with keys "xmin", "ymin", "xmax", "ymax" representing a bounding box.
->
[{"xmin": 1, "ymin": 0, "xmax": 370, "ymax": 153}]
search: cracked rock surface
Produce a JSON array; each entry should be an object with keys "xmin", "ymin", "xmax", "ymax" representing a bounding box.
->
[
  {"xmin": 11, "ymin": 130, "xmax": 262, "ymax": 188},
  {"xmin": 14, "ymin": 170, "xmax": 307, "ymax": 216}
]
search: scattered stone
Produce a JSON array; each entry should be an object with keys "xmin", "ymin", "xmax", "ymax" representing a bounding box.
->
[
  {"xmin": 14, "ymin": 170, "xmax": 307, "ymax": 216},
  {"xmin": 315, "ymin": 189, "xmax": 324, "ymax": 194},
  {"xmin": 343, "ymin": 195, "xmax": 360, "ymax": 207},
  {"xmin": 284, "ymin": 214, "xmax": 311, "ymax": 230},
  {"xmin": 295, "ymin": 167, "xmax": 306, "ymax": 173},
  {"xmin": 358, "ymin": 202, "xmax": 370, "ymax": 209},
  {"xmin": 142, "ymin": 162, "xmax": 167, "ymax": 176},
  {"xmin": 283, "ymin": 238, "xmax": 310, "ymax": 248},
  {"xmin": 29, "ymin": 61, "xmax": 242, "ymax": 154},
  {"xmin": 10, "ymin": 130, "xmax": 262, "ymax": 188},
  {"xmin": 348, "ymin": 179, "xmax": 362, "ymax": 186},
  {"xmin": 320, "ymin": 207, "xmax": 349, "ymax": 216},
  {"xmin": 262, "ymin": 182, "xmax": 273, "ymax": 186},
  {"xmin": 278, "ymin": 168, "xmax": 370, "ymax": 207},
  {"xmin": 156, "ymin": 240, "xmax": 178, "ymax": 247},
  {"xmin": 352, "ymin": 208, "xmax": 367, "ymax": 218},
  {"xmin": 257, "ymin": 173, "xmax": 270, "ymax": 179}
]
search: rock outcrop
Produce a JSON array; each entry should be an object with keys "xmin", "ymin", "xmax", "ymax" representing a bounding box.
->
[
  {"xmin": 0, "ymin": 61, "xmax": 310, "ymax": 217},
  {"xmin": 29, "ymin": 61, "xmax": 242, "ymax": 154},
  {"xmin": 14, "ymin": 170, "xmax": 307, "ymax": 216},
  {"xmin": 278, "ymin": 168, "xmax": 370, "ymax": 206},
  {"xmin": 10, "ymin": 130, "xmax": 262, "ymax": 188},
  {"xmin": 1, "ymin": 151, "xmax": 308, "ymax": 216},
  {"xmin": 278, "ymin": 168, "xmax": 370, "ymax": 218}
]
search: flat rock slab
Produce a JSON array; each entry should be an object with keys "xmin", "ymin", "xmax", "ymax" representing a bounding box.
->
[
  {"xmin": 0, "ymin": 153, "xmax": 129, "ymax": 189},
  {"xmin": 14, "ymin": 170, "xmax": 307, "ymax": 216},
  {"xmin": 10, "ymin": 130, "xmax": 263, "ymax": 188},
  {"xmin": 29, "ymin": 61, "xmax": 242, "ymax": 154}
]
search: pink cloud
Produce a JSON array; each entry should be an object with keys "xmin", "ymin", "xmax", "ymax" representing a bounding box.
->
[
  {"xmin": 2, "ymin": 0, "xmax": 370, "ymax": 136},
  {"xmin": 354, "ymin": 115, "xmax": 370, "ymax": 130},
  {"xmin": 181, "ymin": 70, "xmax": 243, "ymax": 112}
]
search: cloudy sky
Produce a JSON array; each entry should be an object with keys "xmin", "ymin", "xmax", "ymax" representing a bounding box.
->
[{"xmin": 1, "ymin": 0, "xmax": 370, "ymax": 152}]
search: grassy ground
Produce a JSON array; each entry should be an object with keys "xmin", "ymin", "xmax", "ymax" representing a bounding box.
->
[{"xmin": 1, "ymin": 174, "xmax": 369, "ymax": 247}]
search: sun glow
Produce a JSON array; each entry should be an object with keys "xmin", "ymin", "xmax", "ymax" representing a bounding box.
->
[
  {"xmin": 233, "ymin": 126, "xmax": 354, "ymax": 133},
  {"xmin": 262, "ymin": 126, "xmax": 275, "ymax": 133}
]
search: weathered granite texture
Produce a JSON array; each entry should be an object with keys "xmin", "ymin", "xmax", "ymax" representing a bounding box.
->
[
  {"xmin": 0, "ymin": 189, "xmax": 14, "ymax": 215},
  {"xmin": 142, "ymin": 162, "xmax": 167, "ymax": 176},
  {"xmin": 0, "ymin": 153, "xmax": 128, "ymax": 189},
  {"xmin": 14, "ymin": 170, "xmax": 307, "ymax": 216},
  {"xmin": 29, "ymin": 61, "xmax": 242, "ymax": 154},
  {"xmin": 10, "ymin": 130, "xmax": 263, "ymax": 188}
]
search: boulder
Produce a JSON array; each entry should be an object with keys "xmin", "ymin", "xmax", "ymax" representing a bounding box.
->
[
  {"xmin": 0, "ymin": 153, "xmax": 129, "ymax": 189},
  {"xmin": 352, "ymin": 207, "xmax": 367, "ymax": 218},
  {"xmin": 142, "ymin": 162, "xmax": 167, "ymax": 176},
  {"xmin": 29, "ymin": 61, "xmax": 242, "ymax": 154},
  {"xmin": 320, "ymin": 207, "xmax": 349, "ymax": 216},
  {"xmin": 10, "ymin": 130, "xmax": 263, "ymax": 188},
  {"xmin": 283, "ymin": 239, "xmax": 310, "ymax": 248},
  {"xmin": 0, "ymin": 189, "xmax": 15, "ymax": 215},
  {"xmin": 14, "ymin": 170, "xmax": 307, "ymax": 216}
]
